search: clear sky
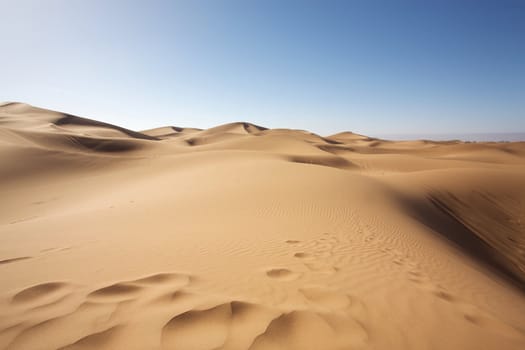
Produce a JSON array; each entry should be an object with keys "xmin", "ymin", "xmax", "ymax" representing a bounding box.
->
[{"xmin": 1, "ymin": 0, "xmax": 524, "ymax": 136}]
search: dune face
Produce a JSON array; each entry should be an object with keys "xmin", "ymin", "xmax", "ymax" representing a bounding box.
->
[{"xmin": 1, "ymin": 102, "xmax": 525, "ymax": 350}]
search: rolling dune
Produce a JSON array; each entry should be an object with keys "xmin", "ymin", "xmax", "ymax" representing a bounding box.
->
[{"xmin": 1, "ymin": 102, "xmax": 525, "ymax": 349}]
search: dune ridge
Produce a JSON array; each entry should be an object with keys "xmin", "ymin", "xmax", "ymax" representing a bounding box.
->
[{"xmin": 1, "ymin": 102, "xmax": 525, "ymax": 349}]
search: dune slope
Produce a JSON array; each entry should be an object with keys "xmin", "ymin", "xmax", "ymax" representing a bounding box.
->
[{"xmin": 1, "ymin": 103, "xmax": 525, "ymax": 350}]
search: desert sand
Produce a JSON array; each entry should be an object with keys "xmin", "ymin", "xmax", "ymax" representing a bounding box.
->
[{"xmin": 1, "ymin": 102, "xmax": 524, "ymax": 350}]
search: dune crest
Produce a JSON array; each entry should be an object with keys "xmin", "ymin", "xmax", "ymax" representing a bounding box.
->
[{"xmin": 1, "ymin": 103, "xmax": 525, "ymax": 349}]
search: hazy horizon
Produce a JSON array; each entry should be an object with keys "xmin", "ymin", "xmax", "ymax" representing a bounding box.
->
[
  {"xmin": 2, "ymin": 0, "xmax": 524, "ymax": 136},
  {"xmin": 372, "ymin": 132, "xmax": 525, "ymax": 142},
  {"xmin": 2, "ymin": 100, "xmax": 525, "ymax": 142}
]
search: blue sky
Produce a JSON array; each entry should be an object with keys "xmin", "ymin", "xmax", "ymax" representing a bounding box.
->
[{"xmin": 1, "ymin": 0, "xmax": 524, "ymax": 136}]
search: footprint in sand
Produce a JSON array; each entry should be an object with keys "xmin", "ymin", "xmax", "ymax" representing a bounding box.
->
[
  {"xmin": 425, "ymin": 284, "xmax": 524, "ymax": 338},
  {"xmin": 458, "ymin": 302, "xmax": 518, "ymax": 335},
  {"xmin": 406, "ymin": 270, "xmax": 428, "ymax": 285},
  {"xmin": 250, "ymin": 309, "xmax": 369, "ymax": 349},
  {"xmin": 12, "ymin": 282, "xmax": 70, "ymax": 305},
  {"xmin": 392, "ymin": 257, "xmax": 405, "ymax": 266},
  {"xmin": 87, "ymin": 273, "xmax": 192, "ymax": 303},
  {"xmin": 87, "ymin": 282, "xmax": 143, "ymax": 302},
  {"xmin": 2, "ymin": 271, "xmax": 202, "ymax": 350},
  {"xmin": 0, "ymin": 256, "xmax": 31, "ymax": 265},
  {"xmin": 265, "ymin": 268, "xmax": 301, "ymax": 281},
  {"xmin": 59, "ymin": 325, "xmax": 123, "ymax": 350},
  {"xmin": 285, "ymin": 240, "xmax": 301, "ymax": 244},
  {"xmin": 293, "ymin": 252, "xmax": 312, "ymax": 259},
  {"xmin": 431, "ymin": 288, "xmax": 456, "ymax": 302},
  {"xmin": 161, "ymin": 301, "xmax": 280, "ymax": 350},
  {"xmin": 132, "ymin": 272, "xmax": 191, "ymax": 287},
  {"xmin": 40, "ymin": 246, "xmax": 73, "ymax": 254}
]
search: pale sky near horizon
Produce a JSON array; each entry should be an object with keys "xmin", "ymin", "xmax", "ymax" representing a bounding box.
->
[{"xmin": 1, "ymin": 0, "xmax": 524, "ymax": 136}]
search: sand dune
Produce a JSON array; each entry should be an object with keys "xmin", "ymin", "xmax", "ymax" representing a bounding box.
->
[{"xmin": 1, "ymin": 102, "xmax": 525, "ymax": 349}]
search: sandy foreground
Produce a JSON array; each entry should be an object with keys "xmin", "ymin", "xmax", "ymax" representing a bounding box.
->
[{"xmin": 0, "ymin": 102, "xmax": 524, "ymax": 350}]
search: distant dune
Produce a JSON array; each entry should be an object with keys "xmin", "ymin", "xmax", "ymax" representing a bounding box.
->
[
  {"xmin": 1, "ymin": 102, "xmax": 525, "ymax": 350},
  {"xmin": 373, "ymin": 132, "xmax": 525, "ymax": 142}
]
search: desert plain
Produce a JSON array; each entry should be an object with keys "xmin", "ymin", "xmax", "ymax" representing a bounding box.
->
[{"xmin": 0, "ymin": 102, "xmax": 525, "ymax": 350}]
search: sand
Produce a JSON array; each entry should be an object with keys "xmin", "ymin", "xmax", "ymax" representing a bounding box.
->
[{"xmin": 1, "ymin": 102, "xmax": 525, "ymax": 350}]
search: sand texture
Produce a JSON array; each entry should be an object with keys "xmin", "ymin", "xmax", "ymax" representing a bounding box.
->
[{"xmin": 1, "ymin": 102, "xmax": 525, "ymax": 349}]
